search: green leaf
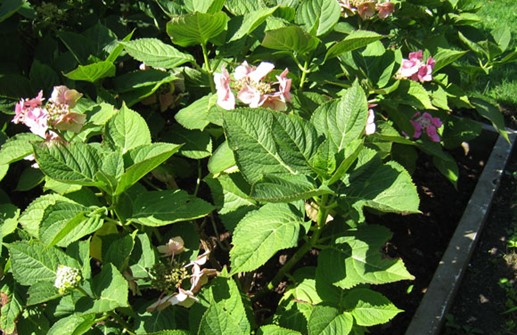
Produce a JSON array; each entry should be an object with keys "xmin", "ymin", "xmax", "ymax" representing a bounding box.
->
[
  {"xmin": 47, "ymin": 314, "xmax": 96, "ymax": 335},
  {"xmin": 252, "ymin": 174, "xmax": 333, "ymax": 202},
  {"xmin": 201, "ymin": 277, "xmax": 251, "ymax": 334},
  {"xmin": 343, "ymin": 288, "xmax": 402, "ymax": 326},
  {"xmin": 344, "ymin": 160, "xmax": 420, "ymax": 220},
  {"xmin": 316, "ymin": 225, "xmax": 414, "ymax": 289},
  {"xmin": 207, "ymin": 140, "xmax": 236, "ymax": 175},
  {"xmin": 262, "ymin": 26, "xmax": 320, "ymax": 56},
  {"xmin": 79, "ymin": 263, "xmax": 128, "ymax": 314},
  {"xmin": 34, "ymin": 142, "xmax": 101, "ymax": 186},
  {"xmin": 295, "ymin": 0, "xmax": 341, "ymax": 36},
  {"xmin": 121, "ymin": 38, "xmax": 195, "ymax": 69},
  {"xmin": 311, "ymin": 81, "xmax": 368, "ymax": 153},
  {"xmin": 15, "ymin": 166, "xmax": 44, "ymax": 191},
  {"xmin": 230, "ymin": 203, "xmax": 303, "ymax": 274},
  {"xmin": 39, "ymin": 201, "xmax": 86, "ymax": 246},
  {"xmin": 224, "ymin": 108, "xmax": 317, "ymax": 184},
  {"xmin": 8, "ymin": 241, "xmax": 78, "ymax": 286},
  {"xmin": 396, "ymin": 80, "xmax": 436, "ymax": 110},
  {"xmin": 175, "ymin": 95, "xmax": 216, "ymax": 130},
  {"xmin": 0, "ymin": 203, "xmax": 19, "ymax": 237},
  {"xmin": 325, "ymin": 30, "xmax": 384, "ymax": 60},
  {"xmin": 27, "ymin": 281, "xmax": 61, "ymax": 306},
  {"xmin": 0, "ymin": 133, "xmax": 42, "ymax": 165},
  {"xmin": 166, "ymin": 12, "xmax": 229, "ymax": 47},
  {"xmin": 101, "ymin": 232, "xmax": 135, "ymax": 272},
  {"xmin": 471, "ymin": 97, "xmax": 509, "ymax": 142},
  {"xmin": 64, "ymin": 61, "xmax": 116, "ymax": 82},
  {"xmin": 165, "ymin": 126, "xmax": 213, "ymax": 159},
  {"xmin": 129, "ymin": 190, "xmax": 214, "ymax": 226},
  {"xmin": 229, "ymin": 6, "xmax": 278, "ymax": 42},
  {"xmin": 19, "ymin": 194, "xmax": 77, "ymax": 238},
  {"xmin": 0, "ymin": 0, "xmax": 24, "ymax": 23},
  {"xmin": 258, "ymin": 325, "xmax": 303, "ymax": 335},
  {"xmin": 129, "ymin": 233, "xmax": 157, "ymax": 278},
  {"xmin": 184, "ymin": 0, "xmax": 225, "ymax": 13},
  {"xmin": 104, "ymin": 103, "xmax": 152, "ymax": 153},
  {"xmin": 432, "ymin": 48, "xmax": 468, "ymax": 72},
  {"xmin": 115, "ymin": 142, "xmax": 182, "ymax": 195},
  {"xmin": 0, "ymin": 276, "xmax": 23, "ymax": 334},
  {"xmin": 205, "ymin": 174, "xmax": 256, "ymax": 232},
  {"xmin": 199, "ymin": 302, "xmax": 247, "ymax": 335},
  {"xmin": 308, "ymin": 306, "xmax": 353, "ymax": 335}
]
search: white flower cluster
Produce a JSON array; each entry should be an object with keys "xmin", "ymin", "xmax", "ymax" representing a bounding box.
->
[{"xmin": 54, "ymin": 265, "xmax": 82, "ymax": 294}]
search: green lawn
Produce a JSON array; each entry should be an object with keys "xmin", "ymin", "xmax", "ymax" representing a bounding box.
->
[{"xmin": 471, "ymin": 0, "xmax": 517, "ymax": 110}]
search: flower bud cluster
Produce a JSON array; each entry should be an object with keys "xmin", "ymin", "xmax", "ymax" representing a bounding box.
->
[
  {"xmin": 338, "ymin": 0, "xmax": 395, "ymax": 20},
  {"xmin": 13, "ymin": 86, "xmax": 85, "ymax": 138},
  {"xmin": 214, "ymin": 61, "xmax": 292, "ymax": 112},
  {"xmin": 54, "ymin": 265, "xmax": 82, "ymax": 294}
]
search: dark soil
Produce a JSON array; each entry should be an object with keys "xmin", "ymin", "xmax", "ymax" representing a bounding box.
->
[
  {"xmin": 442, "ymin": 143, "xmax": 517, "ymax": 335},
  {"xmin": 368, "ymin": 131, "xmax": 499, "ymax": 335}
]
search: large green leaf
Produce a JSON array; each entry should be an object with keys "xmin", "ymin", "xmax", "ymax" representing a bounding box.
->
[
  {"xmin": 78, "ymin": 264, "xmax": 128, "ymax": 314},
  {"xmin": 27, "ymin": 281, "xmax": 61, "ymax": 306},
  {"xmin": 64, "ymin": 61, "xmax": 116, "ymax": 82},
  {"xmin": 262, "ymin": 26, "xmax": 320, "ymax": 57},
  {"xmin": 325, "ymin": 30, "xmax": 384, "ymax": 60},
  {"xmin": 115, "ymin": 142, "xmax": 182, "ymax": 195},
  {"xmin": 39, "ymin": 201, "xmax": 86, "ymax": 246},
  {"xmin": 47, "ymin": 314, "xmax": 96, "ymax": 335},
  {"xmin": 8, "ymin": 241, "xmax": 78, "ymax": 286},
  {"xmin": 344, "ymin": 160, "xmax": 420, "ymax": 220},
  {"xmin": 0, "ymin": 276, "xmax": 23, "ymax": 334},
  {"xmin": 129, "ymin": 190, "xmax": 214, "ymax": 226},
  {"xmin": 343, "ymin": 288, "xmax": 402, "ymax": 326},
  {"xmin": 295, "ymin": 0, "xmax": 341, "ymax": 36},
  {"xmin": 229, "ymin": 6, "xmax": 278, "ymax": 42},
  {"xmin": 252, "ymin": 174, "xmax": 333, "ymax": 202},
  {"xmin": 175, "ymin": 94, "xmax": 215, "ymax": 131},
  {"xmin": 200, "ymin": 277, "xmax": 251, "ymax": 334},
  {"xmin": 258, "ymin": 325, "xmax": 303, "ymax": 335},
  {"xmin": 199, "ymin": 302, "xmax": 247, "ymax": 335},
  {"xmin": 101, "ymin": 232, "xmax": 135, "ymax": 272},
  {"xmin": 316, "ymin": 225, "xmax": 414, "ymax": 289},
  {"xmin": 184, "ymin": 0, "xmax": 225, "ymax": 13},
  {"xmin": 19, "ymin": 194, "xmax": 77, "ymax": 238},
  {"xmin": 121, "ymin": 38, "xmax": 195, "ymax": 69},
  {"xmin": 0, "ymin": 0, "xmax": 24, "ymax": 23},
  {"xmin": 223, "ymin": 108, "xmax": 318, "ymax": 184},
  {"xmin": 432, "ymin": 48, "xmax": 468, "ymax": 72},
  {"xmin": 311, "ymin": 81, "xmax": 368, "ymax": 153},
  {"xmin": 471, "ymin": 97, "xmax": 508, "ymax": 142},
  {"xmin": 104, "ymin": 103, "xmax": 151, "ymax": 153},
  {"xmin": 0, "ymin": 133, "xmax": 42, "ymax": 165},
  {"xmin": 307, "ymin": 306, "xmax": 353, "ymax": 335},
  {"xmin": 34, "ymin": 142, "xmax": 102, "ymax": 186},
  {"xmin": 166, "ymin": 12, "xmax": 229, "ymax": 47},
  {"xmin": 230, "ymin": 203, "xmax": 303, "ymax": 274}
]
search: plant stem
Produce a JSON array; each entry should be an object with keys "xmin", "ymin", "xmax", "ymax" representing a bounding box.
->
[
  {"xmin": 201, "ymin": 42, "xmax": 216, "ymax": 93},
  {"xmin": 299, "ymin": 59, "xmax": 311, "ymax": 90},
  {"xmin": 109, "ymin": 311, "xmax": 136, "ymax": 335}
]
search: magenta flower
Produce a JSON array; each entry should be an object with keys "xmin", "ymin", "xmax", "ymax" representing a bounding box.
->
[
  {"xmin": 410, "ymin": 112, "xmax": 442, "ymax": 142},
  {"xmin": 214, "ymin": 67, "xmax": 235, "ymax": 110},
  {"xmin": 398, "ymin": 51, "xmax": 435, "ymax": 83}
]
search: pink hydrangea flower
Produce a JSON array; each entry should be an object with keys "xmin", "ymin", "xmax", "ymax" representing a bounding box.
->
[
  {"xmin": 213, "ymin": 61, "xmax": 292, "ymax": 111},
  {"xmin": 410, "ymin": 112, "xmax": 442, "ymax": 142},
  {"xmin": 214, "ymin": 67, "xmax": 235, "ymax": 110},
  {"xmin": 157, "ymin": 236, "xmax": 185, "ymax": 257},
  {"xmin": 13, "ymin": 91, "xmax": 48, "ymax": 138},
  {"xmin": 357, "ymin": 1, "xmax": 376, "ymax": 20},
  {"xmin": 50, "ymin": 86, "xmax": 83, "ymax": 108},
  {"xmin": 398, "ymin": 51, "xmax": 435, "ymax": 83},
  {"xmin": 365, "ymin": 108, "xmax": 376, "ymax": 135},
  {"xmin": 376, "ymin": 1, "xmax": 395, "ymax": 19}
]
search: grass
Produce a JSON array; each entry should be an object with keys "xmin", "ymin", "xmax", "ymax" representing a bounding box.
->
[{"xmin": 468, "ymin": 0, "xmax": 517, "ymax": 110}]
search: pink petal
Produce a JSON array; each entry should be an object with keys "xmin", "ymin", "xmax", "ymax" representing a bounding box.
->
[{"xmin": 248, "ymin": 62, "xmax": 275, "ymax": 82}]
